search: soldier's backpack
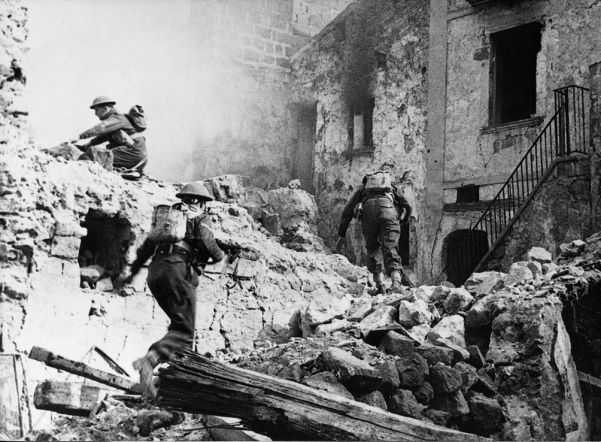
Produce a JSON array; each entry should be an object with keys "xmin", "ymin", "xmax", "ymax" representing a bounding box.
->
[
  {"xmin": 148, "ymin": 204, "xmax": 187, "ymax": 242},
  {"xmin": 364, "ymin": 170, "xmax": 393, "ymax": 192},
  {"xmin": 126, "ymin": 105, "xmax": 146, "ymax": 132}
]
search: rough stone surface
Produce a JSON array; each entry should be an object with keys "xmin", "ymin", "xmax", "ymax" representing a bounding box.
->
[
  {"xmin": 430, "ymin": 390, "xmax": 470, "ymax": 418},
  {"xmin": 316, "ymin": 347, "xmax": 381, "ymax": 396},
  {"xmin": 427, "ymin": 314, "xmax": 466, "ymax": 348},
  {"xmin": 429, "ymin": 362, "xmax": 462, "ymax": 394},
  {"xmin": 357, "ymin": 390, "xmax": 387, "ymax": 411},
  {"xmin": 443, "ymin": 287, "xmax": 474, "ymax": 314},
  {"xmin": 378, "ymin": 331, "xmax": 414, "ymax": 358},
  {"xmin": 398, "ymin": 299, "xmax": 433, "ymax": 327},
  {"xmin": 387, "ymin": 389, "xmax": 423, "ymax": 419},
  {"xmin": 414, "ymin": 342, "xmax": 454, "ymax": 366},
  {"xmin": 465, "ymin": 392, "xmax": 504, "ymax": 436},
  {"xmin": 302, "ymin": 371, "xmax": 354, "ymax": 400},
  {"xmin": 414, "ymin": 381, "xmax": 434, "ymax": 405},
  {"xmin": 357, "ymin": 305, "xmax": 397, "ymax": 335},
  {"xmin": 396, "ymin": 353, "xmax": 429, "ymax": 391}
]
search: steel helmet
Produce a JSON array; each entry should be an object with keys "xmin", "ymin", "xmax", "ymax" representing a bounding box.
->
[
  {"xmin": 176, "ymin": 182, "xmax": 214, "ymax": 201},
  {"xmin": 89, "ymin": 96, "xmax": 116, "ymax": 109}
]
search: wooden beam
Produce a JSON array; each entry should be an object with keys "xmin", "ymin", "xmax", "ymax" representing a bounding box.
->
[
  {"xmin": 29, "ymin": 346, "xmax": 138, "ymax": 393},
  {"xmin": 33, "ymin": 380, "xmax": 106, "ymax": 417},
  {"xmin": 157, "ymin": 349, "xmax": 483, "ymax": 441},
  {"xmin": 578, "ymin": 371, "xmax": 601, "ymax": 389}
]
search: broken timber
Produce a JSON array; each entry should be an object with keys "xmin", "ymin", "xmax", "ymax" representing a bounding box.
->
[
  {"xmin": 34, "ymin": 380, "xmax": 107, "ymax": 417},
  {"xmin": 29, "ymin": 346, "xmax": 138, "ymax": 393},
  {"xmin": 157, "ymin": 349, "xmax": 483, "ymax": 441}
]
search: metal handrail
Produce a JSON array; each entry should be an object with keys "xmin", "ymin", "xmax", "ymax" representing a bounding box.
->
[{"xmin": 459, "ymin": 85, "xmax": 590, "ymax": 281}]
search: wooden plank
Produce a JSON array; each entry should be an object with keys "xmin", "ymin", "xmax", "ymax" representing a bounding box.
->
[
  {"xmin": 203, "ymin": 415, "xmax": 271, "ymax": 441},
  {"xmin": 157, "ymin": 349, "xmax": 484, "ymax": 441},
  {"xmin": 33, "ymin": 380, "xmax": 106, "ymax": 417},
  {"xmin": 29, "ymin": 346, "xmax": 138, "ymax": 393},
  {"xmin": 93, "ymin": 346, "xmax": 131, "ymax": 377},
  {"xmin": 0, "ymin": 354, "xmax": 32, "ymax": 439},
  {"xmin": 578, "ymin": 371, "xmax": 601, "ymax": 389}
]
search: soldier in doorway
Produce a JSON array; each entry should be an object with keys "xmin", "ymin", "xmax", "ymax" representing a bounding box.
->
[
  {"xmin": 336, "ymin": 169, "xmax": 412, "ymax": 294},
  {"xmin": 117, "ymin": 182, "xmax": 225, "ymax": 399}
]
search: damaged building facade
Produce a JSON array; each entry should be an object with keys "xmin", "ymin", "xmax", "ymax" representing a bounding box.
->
[
  {"xmin": 285, "ymin": 0, "xmax": 601, "ymax": 288},
  {"xmin": 2, "ymin": 0, "xmax": 601, "ymax": 440}
]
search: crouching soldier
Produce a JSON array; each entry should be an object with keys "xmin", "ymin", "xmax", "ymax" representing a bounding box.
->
[
  {"xmin": 336, "ymin": 170, "xmax": 412, "ymax": 295},
  {"xmin": 118, "ymin": 182, "xmax": 225, "ymax": 399},
  {"xmin": 78, "ymin": 96, "xmax": 148, "ymax": 171}
]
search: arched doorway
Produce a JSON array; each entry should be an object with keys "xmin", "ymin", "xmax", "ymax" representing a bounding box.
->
[{"xmin": 443, "ymin": 229, "xmax": 488, "ymax": 286}]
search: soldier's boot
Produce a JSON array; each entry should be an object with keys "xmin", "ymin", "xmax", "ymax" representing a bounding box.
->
[
  {"xmin": 373, "ymin": 272, "xmax": 386, "ymax": 295},
  {"xmin": 133, "ymin": 349, "xmax": 160, "ymax": 400},
  {"xmin": 390, "ymin": 270, "xmax": 405, "ymax": 294}
]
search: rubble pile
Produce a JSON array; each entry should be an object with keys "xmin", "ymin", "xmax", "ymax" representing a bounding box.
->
[
  {"xmin": 28, "ymin": 399, "xmax": 211, "ymax": 441},
  {"xmin": 233, "ymin": 239, "xmax": 601, "ymax": 440}
]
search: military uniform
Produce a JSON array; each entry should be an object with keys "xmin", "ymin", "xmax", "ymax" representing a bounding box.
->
[
  {"xmin": 129, "ymin": 211, "xmax": 224, "ymax": 362},
  {"xmin": 338, "ymin": 183, "xmax": 412, "ymax": 290},
  {"xmin": 79, "ymin": 108, "xmax": 147, "ymax": 170}
]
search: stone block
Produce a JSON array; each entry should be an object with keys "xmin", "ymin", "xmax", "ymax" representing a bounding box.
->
[
  {"xmin": 414, "ymin": 381, "xmax": 434, "ymax": 405},
  {"xmin": 136, "ymin": 410, "xmax": 185, "ymax": 437},
  {"xmin": 357, "ymin": 305, "xmax": 397, "ymax": 336},
  {"xmin": 347, "ymin": 296, "xmax": 373, "ymax": 322},
  {"xmin": 414, "ymin": 342, "xmax": 453, "ymax": 366},
  {"xmin": 465, "ymin": 293, "xmax": 508, "ymax": 329},
  {"xmin": 357, "ymin": 390, "xmax": 387, "ymax": 410},
  {"xmin": 430, "ymin": 390, "xmax": 469, "ymax": 417},
  {"xmin": 396, "ymin": 353, "xmax": 428, "ymax": 391},
  {"xmin": 409, "ymin": 323, "xmax": 431, "ymax": 344},
  {"xmin": 443, "ymin": 287, "xmax": 474, "ymax": 314},
  {"xmin": 301, "ymin": 293, "xmax": 351, "ymax": 327},
  {"xmin": 260, "ymin": 212, "xmax": 282, "ymax": 236},
  {"xmin": 466, "ymin": 392, "xmax": 504, "ymax": 436},
  {"xmin": 398, "ymin": 299, "xmax": 433, "ymax": 327},
  {"xmin": 434, "ymin": 338, "xmax": 470, "ymax": 364},
  {"xmin": 429, "ymin": 362, "xmax": 462, "ymax": 394},
  {"xmin": 427, "ymin": 315, "xmax": 466, "ymax": 348},
  {"xmin": 378, "ymin": 331, "xmax": 414, "ymax": 358},
  {"xmin": 466, "ymin": 345, "xmax": 486, "ymax": 368},
  {"xmin": 316, "ymin": 347, "xmax": 381, "ymax": 396},
  {"xmin": 424, "ymin": 408, "xmax": 451, "ymax": 426},
  {"xmin": 50, "ymin": 236, "xmax": 80, "ymax": 259},
  {"xmin": 315, "ymin": 318, "xmax": 350, "ymax": 335},
  {"xmin": 377, "ymin": 360, "xmax": 400, "ymax": 396},
  {"xmin": 473, "ymin": 275, "xmax": 504, "ymax": 299},
  {"xmin": 303, "ymin": 371, "xmax": 354, "ymax": 400},
  {"xmin": 524, "ymin": 246, "xmax": 552, "ymax": 263},
  {"xmin": 386, "ymin": 389, "xmax": 422, "ymax": 418},
  {"xmin": 454, "ymin": 361, "xmax": 478, "ymax": 394},
  {"xmin": 95, "ymin": 277, "xmax": 113, "ymax": 292}
]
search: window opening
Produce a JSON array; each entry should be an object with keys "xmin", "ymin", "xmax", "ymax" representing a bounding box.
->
[
  {"xmin": 351, "ymin": 97, "xmax": 375, "ymax": 149},
  {"xmin": 457, "ymin": 184, "xmax": 480, "ymax": 203},
  {"xmin": 490, "ymin": 22, "xmax": 542, "ymax": 125}
]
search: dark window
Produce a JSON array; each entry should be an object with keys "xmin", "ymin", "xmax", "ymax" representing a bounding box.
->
[
  {"xmin": 490, "ymin": 22, "xmax": 542, "ymax": 125},
  {"xmin": 457, "ymin": 184, "xmax": 480, "ymax": 203},
  {"xmin": 351, "ymin": 97, "xmax": 375, "ymax": 149}
]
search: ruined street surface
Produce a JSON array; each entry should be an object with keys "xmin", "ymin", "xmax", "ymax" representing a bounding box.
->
[
  {"xmin": 1, "ymin": 145, "xmax": 599, "ymax": 440},
  {"xmin": 2, "ymin": 0, "xmax": 601, "ymax": 440}
]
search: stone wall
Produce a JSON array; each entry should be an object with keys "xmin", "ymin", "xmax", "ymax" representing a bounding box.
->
[
  {"xmin": 425, "ymin": 0, "xmax": 601, "ymax": 282},
  {"xmin": 482, "ymin": 157, "xmax": 596, "ymax": 271},
  {"xmin": 290, "ymin": 0, "xmax": 429, "ymax": 277},
  {"xmin": 0, "ymin": 0, "xmax": 28, "ymax": 152},
  {"xmin": 190, "ymin": 0, "xmax": 305, "ymax": 190}
]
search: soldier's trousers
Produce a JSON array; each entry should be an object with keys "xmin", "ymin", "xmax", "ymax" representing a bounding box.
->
[
  {"xmin": 146, "ymin": 253, "xmax": 198, "ymax": 362},
  {"xmin": 360, "ymin": 196, "xmax": 403, "ymax": 276}
]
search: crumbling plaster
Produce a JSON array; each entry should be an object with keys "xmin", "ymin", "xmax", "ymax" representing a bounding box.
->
[
  {"xmin": 290, "ymin": 0, "xmax": 429, "ymax": 275},
  {"xmin": 429, "ymin": 0, "xmax": 601, "ymax": 282}
]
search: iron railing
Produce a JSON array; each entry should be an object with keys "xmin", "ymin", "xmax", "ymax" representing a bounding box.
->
[{"xmin": 459, "ymin": 85, "xmax": 590, "ymax": 280}]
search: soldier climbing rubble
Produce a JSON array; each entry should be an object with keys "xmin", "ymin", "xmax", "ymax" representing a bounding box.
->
[
  {"xmin": 116, "ymin": 182, "xmax": 225, "ymax": 399},
  {"xmin": 336, "ymin": 168, "xmax": 413, "ymax": 295},
  {"xmin": 75, "ymin": 96, "xmax": 148, "ymax": 176}
]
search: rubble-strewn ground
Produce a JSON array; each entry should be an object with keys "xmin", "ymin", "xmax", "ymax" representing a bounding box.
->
[{"xmin": 21, "ymin": 233, "xmax": 601, "ymax": 440}]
